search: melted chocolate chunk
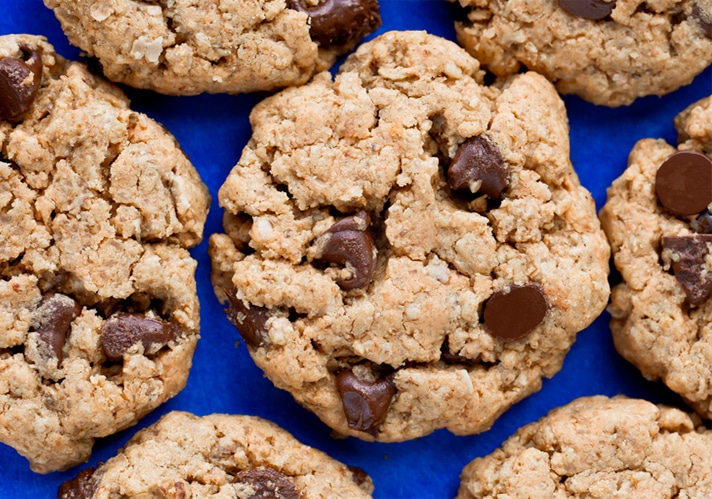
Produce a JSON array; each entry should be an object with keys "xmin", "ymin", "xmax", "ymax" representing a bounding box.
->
[
  {"xmin": 655, "ymin": 150, "xmax": 712, "ymax": 216},
  {"xmin": 0, "ymin": 44, "xmax": 42, "ymax": 121},
  {"xmin": 35, "ymin": 293, "xmax": 81, "ymax": 364},
  {"xmin": 287, "ymin": 0, "xmax": 381, "ymax": 47},
  {"xmin": 100, "ymin": 313, "xmax": 179, "ymax": 362},
  {"xmin": 692, "ymin": 210, "xmax": 712, "ymax": 234},
  {"xmin": 558, "ymin": 0, "xmax": 616, "ymax": 20},
  {"xmin": 57, "ymin": 467, "xmax": 97, "ymax": 499},
  {"xmin": 448, "ymin": 136, "xmax": 508, "ymax": 199},
  {"xmin": 483, "ymin": 284, "xmax": 549, "ymax": 342},
  {"xmin": 440, "ymin": 337, "xmax": 475, "ymax": 365},
  {"xmin": 233, "ymin": 468, "xmax": 298, "ymax": 499},
  {"xmin": 317, "ymin": 212, "xmax": 377, "ymax": 290},
  {"xmin": 693, "ymin": 4, "xmax": 712, "ymax": 38},
  {"xmin": 347, "ymin": 465, "xmax": 370, "ymax": 487},
  {"xmin": 224, "ymin": 287, "xmax": 271, "ymax": 348},
  {"xmin": 662, "ymin": 235, "xmax": 712, "ymax": 305},
  {"xmin": 335, "ymin": 369, "xmax": 396, "ymax": 435}
]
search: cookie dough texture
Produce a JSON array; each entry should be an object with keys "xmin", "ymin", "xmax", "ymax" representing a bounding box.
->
[
  {"xmin": 209, "ymin": 31, "xmax": 610, "ymax": 442},
  {"xmin": 0, "ymin": 35, "xmax": 210, "ymax": 472},
  {"xmin": 600, "ymin": 96, "xmax": 712, "ymax": 418},
  {"xmin": 44, "ymin": 0, "xmax": 370, "ymax": 95},
  {"xmin": 453, "ymin": 0, "xmax": 712, "ymax": 106},
  {"xmin": 457, "ymin": 396, "xmax": 712, "ymax": 498},
  {"xmin": 62, "ymin": 411, "xmax": 374, "ymax": 498}
]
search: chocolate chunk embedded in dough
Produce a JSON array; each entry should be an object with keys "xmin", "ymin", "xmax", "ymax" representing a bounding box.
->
[
  {"xmin": 100, "ymin": 313, "xmax": 179, "ymax": 362},
  {"xmin": 35, "ymin": 293, "xmax": 82, "ymax": 364},
  {"xmin": 655, "ymin": 150, "xmax": 712, "ymax": 216},
  {"xmin": 224, "ymin": 287, "xmax": 272, "ymax": 348},
  {"xmin": 287, "ymin": 0, "xmax": 381, "ymax": 47},
  {"xmin": 662, "ymin": 235, "xmax": 712, "ymax": 305},
  {"xmin": 558, "ymin": 0, "xmax": 616, "ymax": 20},
  {"xmin": 336, "ymin": 369, "xmax": 396, "ymax": 434},
  {"xmin": 0, "ymin": 44, "xmax": 42, "ymax": 121},
  {"xmin": 692, "ymin": 210, "xmax": 712, "ymax": 234},
  {"xmin": 693, "ymin": 4, "xmax": 712, "ymax": 38},
  {"xmin": 57, "ymin": 467, "xmax": 98, "ymax": 499},
  {"xmin": 233, "ymin": 468, "xmax": 299, "ymax": 499},
  {"xmin": 483, "ymin": 284, "xmax": 549, "ymax": 342},
  {"xmin": 448, "ymin": 136, "xmax": 508, "ymax": 199}
]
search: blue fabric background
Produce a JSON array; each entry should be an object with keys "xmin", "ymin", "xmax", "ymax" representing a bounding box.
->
[{"xmin": 1, "ymin": 1, "xmax": 711, "ymax": 497}]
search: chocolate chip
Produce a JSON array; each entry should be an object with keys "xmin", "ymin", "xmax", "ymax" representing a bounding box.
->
[
  {"xmin": 347, "ymin": 465, "xmax": 370, "ymax": 487},
  {"xmin": 100, "ymin": 313, "xmax": 179, "ymax": 362},
  {"xmin": 440, "ymin": 337, "xmax": 474, "ymax": 365},
  {"xmin": 335, "ymin": 369, "xmax": 396, "ymax": 435},
  {"xmin": 0, "ymin": 44, "xmax": 42, "ymax": 122},
  {"xmin": 35, "ymin": 293, "xmax": 81, "ymax": 364},
  {"xmin": 224, "ymin": 287, "xmax": 271, "ymax": 348},
  {"xmin": 287, "ymin": 0, "xmax": 381, "ymax": 48},
  {"xmin": 558, "ymin": 0, "xmax": 616, "ymax": 20},
  {"xmin": 693, "ymin": 4, "xmax": 712, "ymax": 38},
  {"xmin": 448, "ymin": 136, "xmax": 508, "ymax": 199},
  {"xmin": 655, "ymin": 150, "xmax": 712, "ymax": 216},
  {"xmin": 233, "ymin": 468, "xmax": 298, "ymax": 499},
  {"xmin": 317, "ymin": 212, "xmax": 376, "ymax": 290},
  {"xmin": 662, "ymin": 235, "xmax": 712, "ymax": 305},
  {"xmin": 692, "ymin": 210, "xmax": 712, "ymax": 234},
  {"xmin": 483, "ymin": 284, "xmax": 549, "ymax": 342},
  {"xmin": 57, "ymin": 467, "xmax": 97, "ymax": 499}
]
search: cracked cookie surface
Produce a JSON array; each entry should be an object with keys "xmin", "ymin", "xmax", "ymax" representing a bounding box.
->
[
  {"xmin": 453, "ymin": 0, "xmax": 712, "ymax": 106},
  {"xmin": 58, "ymin": 411, "xmax": 374, "ymax": 499},
  {"xmin": 457, "ymin": 395, "xmax": 712, "ymax": 498},
  {"xmin": 600, "ymin": 95, "xmax": 712, "ymax": 419},
  {"xmin": 0, "ymin": 34, "xmax": 210, "ymax": 472},
  {"xmin": 209, "ymin": 31, "xmax": 610, "ymax": 442},
  {"xmin": 43, "ymin": 0, "xmax": 381, "ymax": 95}
]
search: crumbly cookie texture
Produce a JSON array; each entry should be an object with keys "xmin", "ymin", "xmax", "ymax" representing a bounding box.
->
[
  {"xmin": 58, "ymin": 411, "xmax": 374, "ymax": 499},
  {"xmin": 209, "ymin": 30, "xmax": 610, "ymax": 442},
  {"xmin": 0, "ymin": 34, "xmax": 210, "ymax": 472},
  {"xmin": 600, "ymin": 96, "xmax": 712, "ymax": 418},
  {"xmin": 457, "ymin": 395, "xmax": 712, "ymax": 498},
  {"xmin": 453, "ymin": 0, "xmax": 712, "ymax": 107},
  {"xmin": 43, "ymin": 0, "xmax": 381, "ymax": 96}
]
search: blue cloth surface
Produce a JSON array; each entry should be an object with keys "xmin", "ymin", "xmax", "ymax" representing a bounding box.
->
[{"xmin": 1, "ymin": 1, "xmax": 711, "ymax": 497}]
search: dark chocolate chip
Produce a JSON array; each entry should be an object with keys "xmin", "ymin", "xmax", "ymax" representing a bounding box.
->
[
  {"xmin": 693, "ymin": 4, "xmax": 712, "ymax": 38},
  {"xmin": 692, "ymin": 210, "xmax": 712, "ymax": 234},
  {"xmin": 224, "ymin": 287, "xmax": 271, "ymax": 348},
  {"xmin": 483, "ymin": 284, "xmax": 549, "ymax": 342},
  {"xmin": 35, "ymin": 293, "xmax": 81, "ymax": 364},
  {"xmin": 558, "ymin": 0, "xmax": 616, "ymax": 20},
  {"xmin": 662, "ymin": 235, "xmax": 712, "ymax": 305},
  {"xmin": 440, "ymin": 337, "xmax": 474, "ymax": 365},
  {"xmin": 317, "ymin": 212, "xmax": 377, "ymax": 290},
  {"xmin": 335, "ymin": 369, "xmax": 396, "ymax": 435},
  {"xmin": 347, "ymin": 465, "xmax": 370, "ymax": 487},
  {"xmin": 655, "ymin": 150, "xmax": 712, "ymax": 216},
  {"xmin": 448, "ymin": 136, "xmax": 508, "ymax": 199},
  {"xmin": 0, "ymin": 44, "xmax": 42, "ymax": 122},
  {"xmin": 57, "ymin": 467, "xmax": 97, "ymax": 499},
  {"xmin": 100, "ymin": 313, "xmax": 179, "ymax": 362},
  {"xmin": 287, "ymin": 0, "xmax": 381, "ymax": 47},
  {"xmin": 233, "ymin": 468, "xmax": 298, "ymax": 499}
]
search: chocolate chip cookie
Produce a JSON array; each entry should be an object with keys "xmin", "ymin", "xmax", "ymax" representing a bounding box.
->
[
  {"xmin": 43, "ymin": 0, "xmax": 381, "ymax": 96},
  {"xmin": 0, "ymin": 34, "xmax": 210, "ymax": 472},
  {"xmin": 58, "ymin": 411, "xmax": 374, "ymax": 498},
  {"xmin": 600, "ymin": 95, "xmax": 712, "ymax": 419},
  {"xmin": 457, "ymin": 395, "xmax": 712, "ymax": 498},
  {"xmin": 453, "ymin": 0, "xmax": 712, "ymax": 106},
  {"xmin": 209, "ymin": 31, "xmax": 610, "ymax": 442}
]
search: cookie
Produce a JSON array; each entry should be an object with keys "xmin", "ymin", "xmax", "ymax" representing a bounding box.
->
[
  {"xmin": 209, "ymin": 30, "xmax": 610, "ymax": 442},
  {"xmin": 43, "ymin": 0, "xmax": 381, "ymax": 96},
  {"xmin": 57, "ymin": 411, "xmax": 374, "ymax": 498},
  {"xmin": 0, "ymin": 34, "xmax": 210, "ymax": 472},
  {"xmin": 457, "ymin": 395, "xmax": 712, "ymax": 498},
  {"xmin": 452, "ymin": 0, "xmax": 712, "ymax": 107},
  {"xmin": 600, "ymin": 95, "xmax": 712, "ymax": 418}
]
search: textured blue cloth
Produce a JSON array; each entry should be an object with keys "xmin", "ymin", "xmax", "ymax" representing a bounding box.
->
[{"xmin": 1, "ymin": 1, "xmax": 711, "ymax": 497}]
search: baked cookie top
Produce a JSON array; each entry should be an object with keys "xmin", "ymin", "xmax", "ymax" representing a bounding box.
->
[
  {"xmin": 600, "ymin": 95, "xmax": 712, "ymax": 418},
  {"xmin": 0, "ymin": 34, "xmax": 210, "ymax": 473},
  {"xmin": 453, "ymin": 0, "xmax": 712, "ymax": 107},
  {"xmin": 43, "ymin": 0, "xmax": 381, "ymax": 96},
  {"xmin": 209, "ymin": 30, "xmax": 610, "ymax": 442},
  {"xmin": 58, "ymin": 411, "xmax": 374, "ymax": 499},
  {"xmin": 457, "ymin": 395, "xmax": 712, "ymax": 498}
]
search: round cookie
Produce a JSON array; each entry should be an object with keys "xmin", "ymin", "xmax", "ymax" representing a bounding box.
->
[
  {"xmin": 43, "ymin": 0, "xmax": 381, "ymax": 96},
  {"xmin": 452, "ymin": 0, "xmax": 712, "ymax": 107},
  {"xmin": 457, "ymin": 395, "xmax": 712, "ymax": 498},
  {"xmin": 600, "ymin": 95, "xmax": 712, "ymax": 419},
  {"xmin": 0, "ymin": 35, "xmax": 210, "ymax": 472},
  {"xmin": 58, "ymin": 411, "xmax": 374, "ymax": 498},
  {"xmin": 209, "ymin": 31, "xmax": 610, "ymax": 442}
]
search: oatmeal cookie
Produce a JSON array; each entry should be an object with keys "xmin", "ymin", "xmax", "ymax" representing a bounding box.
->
[
  {"xmin": 209, "ymin": 31, "xmax": 610, "ymax": 442},
  {"xmin": 0, "ymin": 34, "xmax": 210, "ymax": 472}
]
